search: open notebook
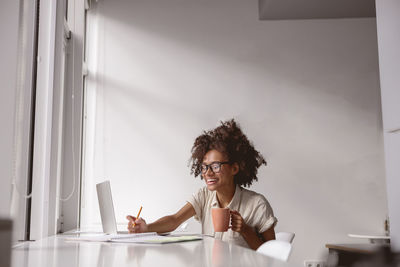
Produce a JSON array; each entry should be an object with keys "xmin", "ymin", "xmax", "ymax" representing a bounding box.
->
[{"xmin": 64, "ymin": 232, "xmax": 202, "ymax": 244}]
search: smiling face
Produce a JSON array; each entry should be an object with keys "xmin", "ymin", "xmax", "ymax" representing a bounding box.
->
[{"xmin": 201, "ymin": 149, "xmax": 238, "ymax": 192}]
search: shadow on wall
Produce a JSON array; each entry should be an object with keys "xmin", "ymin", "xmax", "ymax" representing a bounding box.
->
[{"xmin": 94, "ymin": 0, "xmax": 380, "ymax": 112}]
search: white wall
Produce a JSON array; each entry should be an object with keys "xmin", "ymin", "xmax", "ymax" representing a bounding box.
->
[
  {"xmin": 376, "ymin": 0, "xmax": 400, "ymax": 252},
  {"xmin": 0, "ymin": 0, "xmax": 20, "ymax": 218},
  {"xmin": 82, "ymin": 0, "xmax": 387, "ymax": 264}
]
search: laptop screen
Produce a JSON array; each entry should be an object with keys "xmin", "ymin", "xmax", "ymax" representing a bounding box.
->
[{"xmin": 96, "ymin": 181, "xmax": 118, "ymax": 235}]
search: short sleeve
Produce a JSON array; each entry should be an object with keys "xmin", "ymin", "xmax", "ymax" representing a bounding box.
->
[
  {"xmin": 254, "ymin": 197, "xmax": 277, "ymax": 233},
  {"xmin": 187, "ymin": 187, "xmax": 206, "ymax": 222}
]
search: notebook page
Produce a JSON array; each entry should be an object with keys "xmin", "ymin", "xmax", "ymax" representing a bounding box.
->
[
  {"xmin": 110, "ymin": 235, "xmax": 203, "ymax": 244},
  {"xmin": 64, "ymin": 232, "xmax": 157, "ymax": 242}
]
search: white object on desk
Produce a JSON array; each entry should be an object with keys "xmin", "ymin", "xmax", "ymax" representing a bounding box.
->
[{"xmin": 348, "ymin": 234, "xmax": 390, "ymax": 244}]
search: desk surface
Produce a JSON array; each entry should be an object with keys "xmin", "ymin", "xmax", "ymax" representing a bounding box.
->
[{"xmin": 12, "ymin": 235, "xmax": 293, "ymax": 267}]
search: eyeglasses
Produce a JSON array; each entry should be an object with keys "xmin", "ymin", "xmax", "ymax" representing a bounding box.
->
[{"xmin": 201, "ymin": 161, "xmax": 230, "ymax": 174}]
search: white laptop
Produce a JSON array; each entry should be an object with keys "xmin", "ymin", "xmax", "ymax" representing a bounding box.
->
[
  {"xmin": 63, "ymin": 181, "xmax": 155, "ymax": 241},
  {"xmin": 66, "ymin": 181, "xmax": 199, "ymax": 242},
  {"xmin": 96, "ymin": 181, "xmax": 128, "ymax": 234}
]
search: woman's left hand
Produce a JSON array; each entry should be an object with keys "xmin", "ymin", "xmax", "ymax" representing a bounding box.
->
[{"xmin": 230, "ymin": 210, "xmax": 249, "ymax": 234}]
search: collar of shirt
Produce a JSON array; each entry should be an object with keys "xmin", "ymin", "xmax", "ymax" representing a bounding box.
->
[{"xmin": 210, "ymin": 184, "xmax": 242, "ymax": 210}]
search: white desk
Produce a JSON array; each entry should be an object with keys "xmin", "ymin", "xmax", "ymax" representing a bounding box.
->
[{"xmin": 11, "ymin": 235, "xmax": 294, "ymax": 267}]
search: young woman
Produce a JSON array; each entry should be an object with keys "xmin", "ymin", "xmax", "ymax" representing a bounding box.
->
[{"xmin": 126, "ymin": 119, "xmax": 277, "ymax": 250}]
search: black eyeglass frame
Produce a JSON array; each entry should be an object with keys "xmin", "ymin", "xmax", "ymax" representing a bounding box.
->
[{"xmin": 200, "ymin": 161, "xmax": 231, "ymax": 174}]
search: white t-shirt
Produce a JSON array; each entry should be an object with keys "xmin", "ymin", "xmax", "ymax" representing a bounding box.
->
[{"xmin": 187, "ymin": 185, "xmax": 277, "ymax": 248}]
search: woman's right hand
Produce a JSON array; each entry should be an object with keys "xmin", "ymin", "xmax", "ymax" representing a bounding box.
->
[{"xmin": 126, "ymin": 215, "xmax": 148, "ymax": 233}]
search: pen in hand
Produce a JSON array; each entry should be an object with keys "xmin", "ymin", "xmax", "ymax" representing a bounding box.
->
[{"xmin": 133, "ymin": 206, "xmax": 143, "ymax": 227}]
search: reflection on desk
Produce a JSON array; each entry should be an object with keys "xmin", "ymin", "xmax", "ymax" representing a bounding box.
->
[{"xmin": 12, "ymin": 235, "xmax": 295, "ymax": 267}]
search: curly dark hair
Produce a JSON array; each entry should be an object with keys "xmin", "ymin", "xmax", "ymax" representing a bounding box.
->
[{"xmin": 189, "ymin": 119, "xmax": 266, "ymax": 187}]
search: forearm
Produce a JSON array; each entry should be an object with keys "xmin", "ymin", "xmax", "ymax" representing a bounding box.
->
[
  {"xmin": 147, "ymin": 215, "xmax": 179, "ymax": 233},
  {"xmin": 241, "ymin": 225, "xmax": 264, "ymax": 250}
]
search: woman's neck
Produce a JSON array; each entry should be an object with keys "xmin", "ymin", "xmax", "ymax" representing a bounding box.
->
[{"xmin": 216, "ymin": 184, "xmax": 236, "ymax": 208}]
